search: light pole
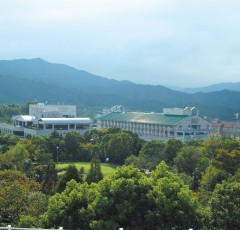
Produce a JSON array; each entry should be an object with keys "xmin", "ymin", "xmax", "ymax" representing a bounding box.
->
[{"xmin": 57, "ymin": 146, "xmax": 59, "ymax": 163}]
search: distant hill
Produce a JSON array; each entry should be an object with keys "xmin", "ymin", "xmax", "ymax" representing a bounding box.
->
[
  {"xmin": 0, "ymin": 58, "xmax": 240, "ymax": 120},
  {"xmin": 174, "ymin": 82, "xmax": 240, "ymax": 93}
]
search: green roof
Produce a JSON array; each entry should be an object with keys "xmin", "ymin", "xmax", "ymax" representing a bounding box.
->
[{"xmin": 99, "ymin": 112, "xmax": 189, "ymax": 125}]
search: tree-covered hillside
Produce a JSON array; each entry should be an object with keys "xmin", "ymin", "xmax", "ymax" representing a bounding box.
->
[{"xmin": 1, "ymin": 59, "xmax": 240, "ymax": 120}]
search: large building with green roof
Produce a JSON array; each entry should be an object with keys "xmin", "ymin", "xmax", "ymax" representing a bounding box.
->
[{"xmin": 97, "ymin": 107, "xmax": 211, "ymax": 141}]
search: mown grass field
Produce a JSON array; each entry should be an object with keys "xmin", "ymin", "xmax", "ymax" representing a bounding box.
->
[{"xmin": 56, "ymin": 162, "xmax": 119, "ymax": 177}]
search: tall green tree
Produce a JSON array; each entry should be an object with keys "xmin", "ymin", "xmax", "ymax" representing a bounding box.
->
[
  {"xmin": 146, "ymin": 161, "xmax": 204, "ymax": 230},
  {"xmin": 34, "ymin": 160, "xmax": 58, "ymax": 194},
  {"xmin": 210, "ymin": 181, "xmax": 240, "ymax": 229},
  {"xmin": 4, "ymin": 142, "xmax": 30, "ymax": 172},
  {"xmin": 174, "ymin": 146, "xmax": 207, "ymax": 177},
  {"xmin": 41, "ymin": 180, "xmax": 93, "ymax": 229},
  {"xmin": 86, "ymin": 153, "xmax": 103, "ymax": 184},
  {"xmin": 101, "ymin": 132, "xmax": 134, "ymax": 164},
  {"xmin": 47, "ymin": 131, "xmax": 64, "ymax": 162},
  {"xmin": 89, "ymin": 165, "xmax": 152, "ymax": 230},
  {"xmin": 0, "ymin": 133, "xmax": 20, "ymax": 153},
  {"xmin": 165, "ymin": 138, "xmax": 182, "ymax": 164},
  {"xmin": 64, "ymin": 131, "xmax": 83, "ymax": 161},
  {"xmin": 200, "ymin": 165, "xmax": 230, "ymax": 192},
  {"xmin": 138, "ymin": 140, "xmax": 167, "ymax": 170},
  {"xmin": 216, "ymin": 149, "xmax": 240, "ymax": 175},
  {"xmin": 56, "ymin": 164, "xmax": 82, "ymax": 193},
  {"xmin": 0, "ymin": 170, "xmax": 41, "ymax": 224}
]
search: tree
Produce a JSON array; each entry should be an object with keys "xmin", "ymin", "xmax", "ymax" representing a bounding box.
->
[
  {"xmin": 203, "ymin": 137, "xmax": 240, "ymax": 158},
  {"xmin": 210, "ymin": 181, "xmax": 240, "ymax": 229},
  {"xmin": 90, "ymin": 165, "xmax": 152, "ymax": 229},
  {"xmin": 46, "ymin": 131, "xmax": 64, "ymax": 162},
  {"xmin": 4, "ymin": 142, "xmax": 30, "ymax": 172},
  {"xmin": 41, "ymin": 180, "xmax": 93, "ymax": 229},
  {"xmin": 86, "ymin": 153, "xmax": 103, "ymax": 184},
  {"xmin": 101, "ymin": 132, "xmax": 134, "ymax": 164},
  {"xmin": 34, "ymin": 160, "xmax": 58, "ymax": 194},
  {"xmin": 122, "ymin": 130, "xmax": 145, "ymax": 156},
  {"xmin": 174, "ymin": 146, "xmax": 205, "ymax": 176},
  {"xmin": 56, "ymin": 165, "xmax": 82, "ymax": 193},
  {"xmin": 146, "ymin": 161, "xmax": 204, "ymax": 230},
  {"xmin": 216, "ymin": 149, "xmax": 240, "ymax": 175},
  {"xmin": 79, "ymin": 142, "xmax": 93, "ymax": 162},
  {"xmin": 164, "ymin": 138, "xmax": 182, "ymax": 164},
  {"xmin": 0, "ymin": 170, "xmax": 41, "ymax": 224},
  {"xmin": 174, "ymin": 146, "xmax": 208, "ymax": 190},
  {"xmin": 138, "ymin": 140, "xmax": 167, "ymax": 170},
  {"xmin": 200, "ymin": 165, "xmax": 230, "ymax": 192},
  {"xmin": 64, "ymin": 131, "xmax": 83, "ymax": 161},
  {"xmin": 18, "ymin": 191, "xmax": 48, "ymax": 227},
  {"xmin": 20, "ymin": 136, "xmax": 49, "ymax": 163},
  {"xmin": 91, "ymin": 162, "xmax": 204, "ymax": 230},
  {"xmin": 0, "ymin": 133, "xmax": 20, "ymax": 153}
]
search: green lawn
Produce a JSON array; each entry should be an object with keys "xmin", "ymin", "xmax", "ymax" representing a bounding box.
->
[{"xmin": 56, "ymin": 162, "xmax": 119, "ymax": 177}]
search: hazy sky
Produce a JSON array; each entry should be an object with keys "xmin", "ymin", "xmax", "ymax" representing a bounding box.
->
[{"xmin": 1, "ymin": 0, "xmax": 240, "ymax": 87}]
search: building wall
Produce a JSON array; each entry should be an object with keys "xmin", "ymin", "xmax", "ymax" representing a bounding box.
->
[
  {"xmin": 29, "ymin": 103, "xmax": 76, "ymax": 119},
  {"xmin": 98, "ymin": 115, "xmax": 210, "ymax": 141}
]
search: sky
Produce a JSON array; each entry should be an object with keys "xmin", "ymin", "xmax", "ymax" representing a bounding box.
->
[{"xmin": 1, "ymin": 0, "xmax": 240, "ymax": 88}]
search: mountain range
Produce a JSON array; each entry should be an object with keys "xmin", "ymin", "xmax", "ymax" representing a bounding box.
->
[
  {"xmin": 171, "ymin": 82, "xmax": 240, "ymax": 93},
  {"xmin": 0, "ymin": 58, "xmax": 240, "ymax": 120}
]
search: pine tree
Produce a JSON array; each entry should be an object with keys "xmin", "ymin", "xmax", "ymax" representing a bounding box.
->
[{"xmin": 86, "ymin": 153, "xmax": 103, "ymax": 184}]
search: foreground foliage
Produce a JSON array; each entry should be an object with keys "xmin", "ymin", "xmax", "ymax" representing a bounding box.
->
[
  {"xmin": 1, "ymin": 129, "xmax": 240, "ymax": 229},
  {"xmin": 42, "ymin": 162, "xmax": 204, "ymax": 230}
]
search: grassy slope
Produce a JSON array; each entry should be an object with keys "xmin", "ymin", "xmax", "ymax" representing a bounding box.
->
[{"xmin": 56, "ymin": 162, "xmax": 118, "ymax": 177}]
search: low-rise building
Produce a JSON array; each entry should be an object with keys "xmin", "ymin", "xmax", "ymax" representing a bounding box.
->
[
  {"xmin": 98, "ymin": 107, "xmax": 211, "ymax": 141},
  {"xmin": 0, "ymin": 116, "xmax": 93, "ymax": 138},
  {"xmin": 211, "ymin": 119, "xmax": 240, "ymax": 138},
  {"xmin": 0, "ymin": 103, "xmax": 93, "ymax": 138}
]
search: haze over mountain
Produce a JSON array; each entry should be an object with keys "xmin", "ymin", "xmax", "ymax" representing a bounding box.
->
[
  {"xmin": 0, "ymin": 58, "xmax": 240, "ymax": 120},
  {"xmin": 171, "ymin": 82, "xmax": 240, "ymax": 93}
]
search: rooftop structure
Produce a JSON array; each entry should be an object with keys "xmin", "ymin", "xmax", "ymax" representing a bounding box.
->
[{"xmin": 29, "ymin": 103, "xmax": 76, "ymax": 119}]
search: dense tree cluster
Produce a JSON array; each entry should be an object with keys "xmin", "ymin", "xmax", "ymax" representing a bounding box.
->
[
  {"xmin": 1, "ymin": 128, "xmax": 240, "ymax": 229},
  {"xmin": 0, "ymin": 104, "xmax": 28, "ymax": 123}
]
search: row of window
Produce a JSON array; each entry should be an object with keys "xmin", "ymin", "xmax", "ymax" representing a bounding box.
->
[
  {"xmin": 101, "ymin": 121, "xmax": 175, "ymax": 130},
  {"xmin": 38, "ymin": 124, "xmax": 91, "ymax": 130}
]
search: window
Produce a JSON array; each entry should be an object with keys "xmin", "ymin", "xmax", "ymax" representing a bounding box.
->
[
  {"xmin": 54, "ymin": 124, "xmax": 68, "ymax": 130},
  {"xmin": 46, "ymin": 124, "xmax": 53, "ymax": 129},
  {"xmin": 76, "ymin": 124, "xmax": 89, "ymax": 130}
]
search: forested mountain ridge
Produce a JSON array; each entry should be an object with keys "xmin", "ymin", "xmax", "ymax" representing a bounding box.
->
[
  {"xmin": 175, "ymin": 82, "xmax": 240, "ymax": 93},
  {"xmin": 1, "ymin": 58, "xmax": 240, "ymax": 120}
]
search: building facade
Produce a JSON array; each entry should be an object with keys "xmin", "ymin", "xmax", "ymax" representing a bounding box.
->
[
  {"xmin": 211, "ymin": 119, "xmax": 240, "ymax": 138},
  {"xmin": 98, "ymin": 107, "xmax": 211, "ymax": 141},
  {"xmin": 29, "ymin": 103, "xmax": 76, "ymax": 119},
  {"xmin": 0, "ymin": 103, "xmax": 92, "ymax": 138}
]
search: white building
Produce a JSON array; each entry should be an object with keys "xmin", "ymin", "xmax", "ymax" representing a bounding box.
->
[
  {"xmin": 0, "ymin": 116, "xmax": 93, "ymax": 138},
  {"xmin": 98, "ymin": 107, "xmax": 211, "ymax": 141},
  {"xmin": 29, "ymin": 103, "xmax": 76, "ymax": 119},
  {"xmin": 0, "ymin": 103, "xmax": 93, "ymax": 138}
]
